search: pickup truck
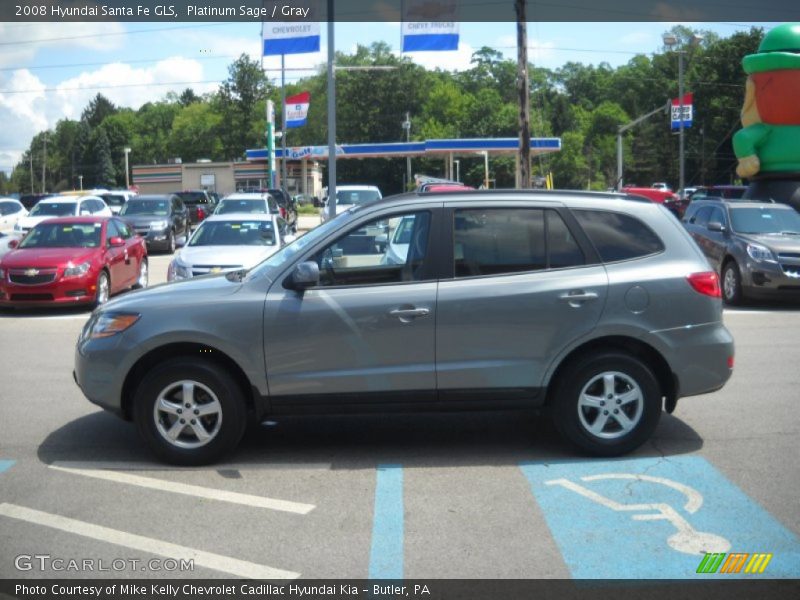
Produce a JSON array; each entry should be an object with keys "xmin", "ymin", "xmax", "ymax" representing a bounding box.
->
[{"xmin": 172, "ymin": 190, "xmax": 216, "ymax": 230}]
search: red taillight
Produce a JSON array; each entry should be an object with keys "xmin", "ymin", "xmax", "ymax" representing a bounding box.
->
[
  {"xmin": 279, "ymin": 206, "xmax": 286, "ymax": 218},
  {"xmin": 727, "ymin": 355, "xmax": 735, "ymax": 369},
  {"xmin": 197, "ymin": 207, "xmax": 206, "ymax": 220},
  {"xmin": 687, "ymin": 271, "xmax": 721, "ymax": 298}
]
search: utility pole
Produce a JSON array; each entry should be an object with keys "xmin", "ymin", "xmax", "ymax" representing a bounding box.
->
[
  {"xmin": 281, "ymin": 53, "xmax": 288, "ymax": 190},
  {"xmin": 326, "ymin": 0, "xmax": 337, "ymax": 220},
  {"xmin": 29, "ymin": 153, "xmax": 34, "ymax": 193},
  {"xmin": 124, "ymin": 147, "xmax": 131, "ymax": 189},
  {"xmin": 41, "ymin": 133, "xmax": 47, "ymax": 193},
  {"xmin": 515, "ymin": 0, "xmax": 531, "ymax": 188}
]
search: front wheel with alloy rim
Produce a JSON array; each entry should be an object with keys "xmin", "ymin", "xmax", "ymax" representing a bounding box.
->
[
  {"xmin": 133, "ymin": 358, "xmax": 247, "ymax": 465},
  {"xmin": 93, "ymin": 271, "xmax": 110, "ymax": 307},
  {"xmin": 722, "ymin": 261, "xmax": 743, "ymax": 305},
  {"xmin": 133, "ymin": 258, "xmax": 148, "ymax": 289},
  {"xmin": 551, "ymin": 352, "xmax": 662, "ymax": 457}
]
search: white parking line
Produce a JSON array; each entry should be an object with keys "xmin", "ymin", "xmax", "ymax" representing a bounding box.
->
[
  {"xmin": 51, "ymin": 460, "xmax": 332, "ymax": 471},
  {"xmin": 49, "ymin": 464, "xmax": 315, "ymax": 515},
  {"xmin": 0, "ymin": 503, "xmax": 299, "ymax": 579}
]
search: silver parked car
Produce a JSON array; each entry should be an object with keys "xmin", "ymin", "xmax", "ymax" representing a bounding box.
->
[{"xmin": 74, "ymin": 191, "xmax": 734, "ymax": 465}]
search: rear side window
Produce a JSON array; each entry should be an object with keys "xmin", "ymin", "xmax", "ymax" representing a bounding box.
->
[
  {"xmin": 453, "ymin": 208, "xmax": 584, "ymax": 278},
  {"xmin": 572, "ymin": 210, "xmax": 664, "ymax": 262}
]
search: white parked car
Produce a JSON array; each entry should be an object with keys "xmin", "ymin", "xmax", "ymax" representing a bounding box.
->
[
  {"xmin": 214, "ymin": 193, "xmax": 280, "ymax": 216},
  {"xmin": 320, "ymin": 185, "xmax": 382, "ymax": 222},
  {"xmin": 0, "ymin": 198, "xmax": 28, "ymax": 233},
  {"xmin": 14, "ymin": 195, "xmax": 112, "ymax": 235},
  {"xmin": 167, "ymin": 213, "xmax": 295, "ymax": 281},
  {"xmin": 101, "ymin": 191, "xmax": 137, "ymax": 215},
  {"xmin": 651, "ymin": 182, "xmax": 671, "ymax": 191}
]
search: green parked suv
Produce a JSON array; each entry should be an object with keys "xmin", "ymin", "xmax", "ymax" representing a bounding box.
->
[{"xmin": 74, "ymin": 191, "xmax": 734, "ymax": 465}]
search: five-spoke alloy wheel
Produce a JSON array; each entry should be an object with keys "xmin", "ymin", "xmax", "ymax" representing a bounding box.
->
[
  {"xmin": 134, "ymin": 358, "xmax": 247, "ymax": 465},
  {"xmin": 552, "ymin": 352, "xmax": 661, "ymax": 456}
]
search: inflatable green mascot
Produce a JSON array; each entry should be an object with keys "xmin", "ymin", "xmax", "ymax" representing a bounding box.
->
[{"xmin": 735, "ymin": 23, "xmax": 800, "ymax": 208}]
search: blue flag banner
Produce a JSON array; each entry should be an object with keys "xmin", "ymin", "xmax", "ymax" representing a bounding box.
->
[
  {"xmin": 401, "ymin": 0, "xmax": 459, "ymax": 52},
  {"xmin": 263, "ymin": 22, "xmax": 320, "ymax": 56}
]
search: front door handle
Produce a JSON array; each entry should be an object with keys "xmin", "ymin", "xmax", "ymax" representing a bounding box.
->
[
  {"xmin": 389, "ymin": 307, "xmax": 430, "ymax": 321},
  {"xmin": 559, "ymin": 291, "xmax": 599, "ymax": 306}
]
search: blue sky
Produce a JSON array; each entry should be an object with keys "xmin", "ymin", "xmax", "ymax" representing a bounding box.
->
[{"xmin": 0, "ymin": 21, "xmax": 778, "ymax": 174}]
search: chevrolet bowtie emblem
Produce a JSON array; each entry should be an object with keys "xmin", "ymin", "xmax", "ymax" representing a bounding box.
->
[{"xmin": 24, "ymin": 268, "xmax": 39, "ymax": 276}]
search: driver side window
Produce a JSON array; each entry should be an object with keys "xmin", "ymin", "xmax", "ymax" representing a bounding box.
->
[{"xmin": 311, "ymin": 211, "xmax": 432, "ymax": 287}]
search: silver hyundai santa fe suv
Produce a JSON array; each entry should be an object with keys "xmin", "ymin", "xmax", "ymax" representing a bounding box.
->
[{"xmin": 75, "ymin": 191, "xmax": 734, "ymax": 465}]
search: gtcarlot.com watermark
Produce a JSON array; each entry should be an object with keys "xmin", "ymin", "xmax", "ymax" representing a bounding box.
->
[{"xmin": 15, "ymin": 554, "xmax": 194, "ymax": 573}]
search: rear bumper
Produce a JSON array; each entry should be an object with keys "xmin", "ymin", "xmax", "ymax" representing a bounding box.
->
[{"xmin": 651, "ymin": 321, "xmax": 734, "ymax": 399}]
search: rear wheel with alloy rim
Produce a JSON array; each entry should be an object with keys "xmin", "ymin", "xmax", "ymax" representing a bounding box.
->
[
  {"xmin": 166, "ymin": 230, "xmax": 176, "ymax": 254},
  {"xmin": 93, "ymin": 271, "xmax": 110, "ymax": 307},
  {"xmin": 133, "ymin": 358, "xmax": 247, "ymax": 465},
  {"xmin": 722, "ymin": 261, "xmax": 743, "ymax": 305},
  {"xmin": 552, "ymin": 352, "xmax": 662, "ymax": 456}
]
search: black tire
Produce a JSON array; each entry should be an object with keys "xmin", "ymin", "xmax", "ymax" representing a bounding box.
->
[
  {"xmin": 133, "ymin": 358, "xmax": 248, "ymax": 465},
  {"xmin": 721, "ymin": 261, "xmax": 743, "ymax": 305},
  {"xmin": 551, "ymin": 352, "xmax": 662, "ymax": 457},
  {"xmin": 133, "ymin": 258, "xmax": 148, "ymax": 289},
  {"xmin": 93, "ymin": 270, "xmax": 110, "ymax": 308},
  {"xmin": 166, "ymin": 230, "xmax": 176, "ymax": 254}
]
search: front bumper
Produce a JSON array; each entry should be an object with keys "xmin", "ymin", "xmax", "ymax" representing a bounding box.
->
[
  {"xmin": 0, "ymin": 274, "xmax": 97, "ymax": 306},
  {"xmin": 74, "ymin": 334, "xmax": 128, "ymax": 417},
  {"xmin": 742, "ymin": 259, "xmax": 800, "ymax": 299}
]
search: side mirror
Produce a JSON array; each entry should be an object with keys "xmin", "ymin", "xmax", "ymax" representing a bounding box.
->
[
  {"xmin": 8, "ymin": 239, "xmax": 19, "ymax": 249},
  {"xmin": 284, "ymin": 234, "xmax": 297, "ymax": 244},
  {"xmin": 108, "ymin": 236, "xmax": 125, "ymax": 247},
  {"xmin": 707, "ymin": 221, "xmax": 726, "ymax": 233},
  {"xmin": 285, "ymin": 261, "xmax": 319, "ymax": 291}
]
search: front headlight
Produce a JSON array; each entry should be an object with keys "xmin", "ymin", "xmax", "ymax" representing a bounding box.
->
[
  {"xmin": 168, "ymin": 259, "xmax": 191, "ymax": 280},
  {"xmin": 746, "ymin": 243, "xmax": 777, "ymax": 263},
  {"xmin": 149, "ymin": 220, "xmax": 169, "ymax": 230},
  {"xmin": 84, "ymin": 312, "xmax": 140, "ymax": 340},
  {"xmin": 63, "ymin": 261, "xmax": 91, "ymax": 278}
]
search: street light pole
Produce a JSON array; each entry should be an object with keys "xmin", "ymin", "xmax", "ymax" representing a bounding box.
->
[
  {"xmin": 326, "ymin": 0, "xmax": 336, "ymax": 220},
  {"xmin": 678, "ymin": 49, "xmax": 685, "ymax": 197},
  {"xmin": 124, "ymin": 147, "xmax": 131, "ymax": 189},
  {"xmin": 454, "ymin": 159, "xmax": 460, "ymax": 183},
  {"xmin": 402, "ymin": 112, "xmax": 411, "ymax": 189}
]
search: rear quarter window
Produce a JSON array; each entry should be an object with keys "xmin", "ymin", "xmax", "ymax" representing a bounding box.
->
[{"xmin": 572, "ymin": 209, "xmax": 664, "ymax": 262}]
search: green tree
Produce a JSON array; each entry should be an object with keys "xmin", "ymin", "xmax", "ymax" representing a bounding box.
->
[
  {"xmin": 216, "ymin": 54, "xmax": 272, "ymax": 160},
  {"xmin": 170, "ymin": 102, "xmax": 224, "ymax": 162},
  {"xmin": 92, "ymin": 128, "xmax": 116, "ymax": 188},
  {"xmin": 81, "ymin": 94, "xmax": 117, "ymax": 129}
]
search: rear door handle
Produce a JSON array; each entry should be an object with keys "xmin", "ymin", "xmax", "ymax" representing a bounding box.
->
[{"xmin": 389, "ymin": 307, "xmax": 430, "ymax": 319}]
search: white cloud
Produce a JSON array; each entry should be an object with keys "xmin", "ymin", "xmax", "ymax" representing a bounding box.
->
[
  {"xmin": 494, "ymin": 33, "xmax": 556, "ymax": 65},
  {"xmin": 401, "ymin": 41, "xmax": 476, "ymax": 72},
  {"xmin": 0, "ymin": 58, "xmax": 211, "ymax": 174},
  {"xmin": 0, "ymin": 21, "xmax": 126, "ymax": 68},
  {"xmin": 619, "ymin": 32, "xmax": 654, "ymax": 46}
]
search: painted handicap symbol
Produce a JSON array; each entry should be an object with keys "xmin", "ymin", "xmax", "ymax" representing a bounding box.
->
[{"xmin": 546, "ymin": 473, "xmax": 731, "ymax": 555}]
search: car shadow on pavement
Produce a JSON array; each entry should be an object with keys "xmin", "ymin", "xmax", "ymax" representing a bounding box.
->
[
  {"xmin": 0, "ymin": 305, "xmax": 91, "ymax": 319},
  {"xmin": 37, "ymin": 409, "xmax": 704, "ymax": 471}
]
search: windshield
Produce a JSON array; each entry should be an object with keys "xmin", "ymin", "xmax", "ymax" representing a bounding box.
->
[
  {"xmin": 120, "ymin": 200, "xmax": 169, "ymax": 216},
  {"xmin": 731, "ymin": 207, "xmax": 800, "ymax": 234},
  {"xmin": 189, "ymin": 220, "xmax": 277, "ymax": 246},
  {"xmin": 216, "ymin": 199, "xmax": 268, "ymax": 214},
  {"xmin": 20, "ymin": 222, "xmax": 102, "ymax": 248},
  {"xmin": 249, "ymin": 210, "xmax": 353, "ymax": 278},
  {"xmin": 336, "ymin": 190, "xmax": 381, "ymax": 206},
  {"xmin": 102, "ymin": 194, "xmax": 127, "ymax": 207},
  {"xmin": 29, "ymin": 202, "xmax": 76, "ymax": 217},
  {"xmin": 175, "ymin": 192, "xmax": 208, "ymax": 205}
]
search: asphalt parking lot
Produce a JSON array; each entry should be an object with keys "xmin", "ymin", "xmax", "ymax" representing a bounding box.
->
[{"xmin": 0, "ymin": 252, "xmax": 799, "ymax": 580}]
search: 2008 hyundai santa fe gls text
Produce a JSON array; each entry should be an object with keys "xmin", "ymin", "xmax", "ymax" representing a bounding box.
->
[{"xmin": 74, "ymin": 190, "xmax": 734, "ymax": 465}]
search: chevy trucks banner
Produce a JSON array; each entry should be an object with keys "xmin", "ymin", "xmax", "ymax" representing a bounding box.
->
[{"xmin": 401, "ymin": 0, "xmax": 459, "ymax": 51}]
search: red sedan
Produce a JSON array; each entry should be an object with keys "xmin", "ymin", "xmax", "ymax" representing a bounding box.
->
[{"xmin": 0, "ymin": 216, "xmax": 147, "ymax": 308}]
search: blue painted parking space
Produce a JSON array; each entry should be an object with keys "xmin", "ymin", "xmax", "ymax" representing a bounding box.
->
[
  {"xmin": 368, "ymin": 464, "xmax": 404, "ymax": 579},
  {"xmin": 0, "ymin": 460, "xmax": 14, "ymax": 473},
  {"xmin": 520, "ymin": 456, "xmax": 800, "ymax": 579}
]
